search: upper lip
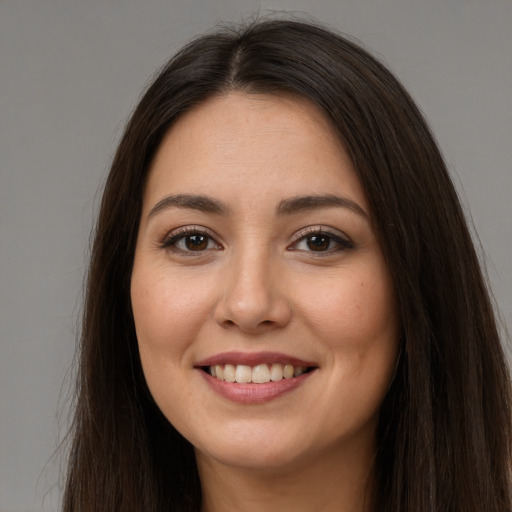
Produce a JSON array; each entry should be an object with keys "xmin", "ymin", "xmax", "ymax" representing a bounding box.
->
[{"xmin": 195, "ymin": 351, "xmax": 317, "ymax": 368}]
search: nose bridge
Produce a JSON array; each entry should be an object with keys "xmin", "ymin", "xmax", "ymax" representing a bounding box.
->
[{"xmin": 215, "ymin": 239, "xmax": 290, "ymax": 331}]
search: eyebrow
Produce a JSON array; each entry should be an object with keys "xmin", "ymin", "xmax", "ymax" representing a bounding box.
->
[
  {"xmin": 148, "ymin": 194, "xmax": 230, "ymax": 218},
  {"xmin": 147, "ymin": 193, "xmax": 368, "ymax": 220},
  {"xmin": 276, "ymin": 194, "xmax": 368, "ymax": 218}
]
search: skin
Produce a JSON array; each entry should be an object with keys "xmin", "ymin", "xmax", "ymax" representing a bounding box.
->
[{"xmin": 131, "ymin": 92, "xmax": 400, "ymax": 512}]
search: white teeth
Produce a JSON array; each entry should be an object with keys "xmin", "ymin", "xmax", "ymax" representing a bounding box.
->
[
  {"xmin": 283, "ymin": 364, "xmax": 294, "ymax": 379},
  {"xmin": 252, "ymin": 364, "xmax": 271, "ymax": 383},
  {"xmin": 208, "ymin": 363, "xmax": 311, "ymax": 383},
  {"xmin": 270, "ymin": 363, "xmax": 283, "ymax": 381},
  {"xmin": 235, "ymin": 365, "xmax": 252, "ymax": 383},
  {"xmin": 223, "ymin": 364, "xmax": 236, "ymax": 383}
]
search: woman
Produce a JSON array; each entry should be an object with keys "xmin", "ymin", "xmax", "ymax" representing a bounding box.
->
[{"xmin": 63, "ymin": 19, "xmax": 512, "ymax": 512}]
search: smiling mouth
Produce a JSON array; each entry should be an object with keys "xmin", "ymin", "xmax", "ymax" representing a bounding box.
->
[{"xmin": 201, "ymin": 363, "xmax": 316, "ymax": 384}]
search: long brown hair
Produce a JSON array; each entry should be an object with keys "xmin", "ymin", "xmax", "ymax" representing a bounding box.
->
[{"xmin": 63, "ymin": 19, "xmax": 512, "ymax": 511}]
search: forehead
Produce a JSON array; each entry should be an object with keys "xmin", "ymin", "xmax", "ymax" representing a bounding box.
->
[{"xmin": 143, "ymin": 92, "xmax": 368, "ymax": 214}]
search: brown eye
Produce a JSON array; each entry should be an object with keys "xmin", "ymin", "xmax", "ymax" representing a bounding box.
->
[
  {"xmin": 185, "ymin": 234, "xmax": 209, "ymax": 251},
  {"xmin": 290, "ymin": 229, "xmax": 353, "ymax": 255},
  {"xmin": 162, "ymin": 229, "xmax": 221, "ymax": 254},
  {"xmin": 306, "ymin": 235, "xmax": 331, "ymax": 251}
]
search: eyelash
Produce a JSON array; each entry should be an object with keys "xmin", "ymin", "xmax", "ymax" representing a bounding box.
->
[
  {"xmin": 290, "ymin": 227, "xmax": 353, "ymax": 254},
  {"xmin": 160, "ymin": 226, "xmax": 221, "ymax": 255},
  {"xmin": 159, "ymin": 226, "xmax": 353, "ymax": 255}
]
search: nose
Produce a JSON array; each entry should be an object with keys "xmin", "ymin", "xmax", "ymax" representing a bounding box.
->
[{"xmin": 214, "ymin": 247, "xmax": 292, "ymax": 333}]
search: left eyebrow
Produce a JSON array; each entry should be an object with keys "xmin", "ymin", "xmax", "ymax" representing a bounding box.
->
[
  {"xmin": 276, "ymin": 194, "xmax": 368, "ymax": 219},
  {"xmin": 147, "ymin": 194, "xmax": 230, "ymax": 219}
]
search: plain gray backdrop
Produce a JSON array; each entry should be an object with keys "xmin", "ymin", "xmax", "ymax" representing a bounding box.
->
[{"xmin": 1, "ymin": 1, "xmax": 511, "ymax": 510}]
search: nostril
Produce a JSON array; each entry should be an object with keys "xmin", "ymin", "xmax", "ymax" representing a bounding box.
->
[{"xmin": 219, "ymin": 317, "xmax": 276, "ymax": 331}]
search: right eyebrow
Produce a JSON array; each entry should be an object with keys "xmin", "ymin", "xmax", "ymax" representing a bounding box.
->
[
  {"xmin": 276, "ymin": 194, "xmax": 368, "ymax": 219},
  {"xmin": 147, "ymin": 194, "xmax": 230, "ymax": 219}
]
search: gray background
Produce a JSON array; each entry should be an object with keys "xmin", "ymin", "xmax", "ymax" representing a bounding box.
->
[{"xmin": 1, "ymin": 1, "xmax": 511, "ymax": 510}]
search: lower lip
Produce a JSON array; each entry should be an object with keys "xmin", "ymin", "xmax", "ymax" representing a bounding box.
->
[{"xmin": 198, "ymin": 370, "xmax": 316, "ymax": 404}]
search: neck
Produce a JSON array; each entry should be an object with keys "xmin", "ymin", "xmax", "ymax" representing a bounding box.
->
[{"xmin": 197, "ymin": 437, "xmax": 376, "ymax": 512}]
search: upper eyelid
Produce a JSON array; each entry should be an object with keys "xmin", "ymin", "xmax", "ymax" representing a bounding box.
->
[
  {"xmin": 160, "ymin": 226, "xmax": 222, "ymax": 250},
  {"xmin": 291, "ymin": 225, "xmax": 350, "ymax": 241},
  {"xmin": 163, "ymin": 225, "xmax": 218, "ymax": 240},
  {"xmin": 159, "ymin": 224, "xmax": 351, "ymax": 248},
  {"xmin": 288, "ymin": 226, "xmax": 354, "ymax": 253}
]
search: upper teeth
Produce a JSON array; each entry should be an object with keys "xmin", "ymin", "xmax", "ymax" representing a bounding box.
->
[{"xmin": 209, "ymin": 364, "xmax": 307, "ymax": 383}]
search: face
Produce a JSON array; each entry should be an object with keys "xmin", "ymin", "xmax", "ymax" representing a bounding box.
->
[{"xmin": 131, "ymin": 92, "xmax": 399, "ymax": 473}]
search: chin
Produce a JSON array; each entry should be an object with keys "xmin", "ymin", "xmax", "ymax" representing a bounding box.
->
[
  {"xmin": 192, "ymin": 424, "xmax": 310, "ymax": 472},
  {"xmin": 196, "ymin": 445, "xmax": 303, "ymax": 474}
]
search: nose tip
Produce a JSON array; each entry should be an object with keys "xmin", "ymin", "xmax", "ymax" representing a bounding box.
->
[
  {"xmin": 217, "ymin": 296, "xmax": 290, "ymax": 333},
  {"xmin": 214, "ymin": 259, "xmax": 291, "ymax": 333}
]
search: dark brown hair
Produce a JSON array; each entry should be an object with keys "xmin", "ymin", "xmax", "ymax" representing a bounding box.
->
[{"xmin": 63, "ymin": 19, "xmax": 512, "ymax": 512}]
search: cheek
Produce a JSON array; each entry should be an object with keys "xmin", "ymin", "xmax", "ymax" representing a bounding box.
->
[
  {"xmin": 130, "ymin": 264, "xmax": 219, "ymax": 421},
  {"xmin": 295, "ymin": 261, "xmax": 399, "ymax": 385},
  {"xmin": 301, "ymin": 265, "xmax": 399, "ymax": 419},
  {"xmin": 303, "ymin": 274, "xmax": 396, "ymax": 341},
  {"xmin": 130, "ymin": 264, "xmax": 215, "ymax": 363}
]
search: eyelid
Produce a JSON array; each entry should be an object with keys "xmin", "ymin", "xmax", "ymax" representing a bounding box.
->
[
  {"xmin": 158, "ymin": 224, "xmax": 352, "ymax": 255},
  {"xmin": 288, "ymin": 225, "xmax": 353, "ymax": 252},
  {"xmin": 160, "ymin": 225, "xmax": 222, "ymax": 251}
]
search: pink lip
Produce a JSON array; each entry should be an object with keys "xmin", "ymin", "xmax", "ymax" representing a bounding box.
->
[
  {"xmin": 195, "ymin": 352, "xmax": 318, "ymax": 405},
  {"xmin": 198, "ymin": 369, "xmax": 316, "ymax": 404},
  {"xmin": 195, "ymin": 351, "xmax": 317, "ymax": 367}
]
